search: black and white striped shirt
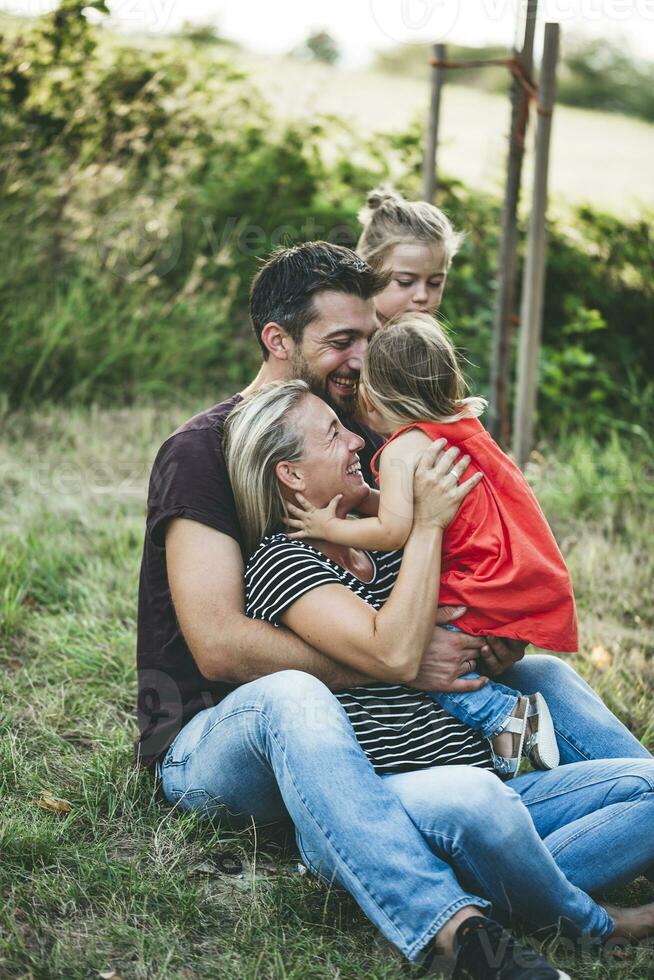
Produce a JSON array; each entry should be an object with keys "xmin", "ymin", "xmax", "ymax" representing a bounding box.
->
[{"xmin": 245, "ymin": 532, "xmax": 493, "ymax": 775}]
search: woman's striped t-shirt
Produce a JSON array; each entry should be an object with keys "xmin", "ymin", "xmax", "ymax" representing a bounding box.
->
[{"xmin": 245, "ymin": 532, "xmax": 493, "ymax": 775}]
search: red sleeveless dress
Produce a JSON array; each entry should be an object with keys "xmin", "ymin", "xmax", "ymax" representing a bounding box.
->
[{"xmin": 371, "ymin": 418, "xmax": 578, "ymax": 651}]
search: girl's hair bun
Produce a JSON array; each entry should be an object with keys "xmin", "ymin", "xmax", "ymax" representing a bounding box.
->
[
  {"xmin": 356, "ymin": 184, "xmax": 464, "ymax": 267},
  {"xmin": 359, "ymin": 185, "xmax": 402, "ymax": 228},
  {"xmin": 365, "ymin": 185, "xmax": 402, "ymax": 212}
]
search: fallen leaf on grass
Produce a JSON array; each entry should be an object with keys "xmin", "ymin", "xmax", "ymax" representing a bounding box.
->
[
  {"xmin": 31, "ymin": 790, "xmax": 72, "ymax": 814},
  {"xmin": 589, "ymin": 645, "xmax": 613, "ymax": 672},
  {"xmin": 193, "ymin": 861, "xmax": 226, "ymax": 876},
  {"xmin": 99, "ymin": 971, "xmax": 124, "ymax": 979}
]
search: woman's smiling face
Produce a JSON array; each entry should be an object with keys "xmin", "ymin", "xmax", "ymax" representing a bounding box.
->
[
  {"xmin": 374, "ymin": 242, "xmax": 448, "ymax": 324},
  {"xmin": 275, "ymin": 393, "xmax": 370, "ymax": 515}
]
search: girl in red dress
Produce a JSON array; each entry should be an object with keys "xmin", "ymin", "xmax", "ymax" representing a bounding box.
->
[{"xmin": 286, "ymin": 313, "xmax": 578, "ymax": 778}]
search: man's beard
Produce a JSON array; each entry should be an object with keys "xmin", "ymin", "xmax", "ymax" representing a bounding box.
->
[{"xmin": 289, "ymin": 350, "xmax": 359, "ymax": 418}]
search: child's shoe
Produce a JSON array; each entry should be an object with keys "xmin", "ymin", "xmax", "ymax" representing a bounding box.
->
[
  {"xmin": 524, "ymin": 692, "xmax": 560, "ymax": 770},
  {"xmin": 490, "ymin": 696, "xmax": 528, "ymax": 778}
]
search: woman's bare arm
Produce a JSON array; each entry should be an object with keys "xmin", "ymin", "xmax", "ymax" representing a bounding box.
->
[
  {"xmin": 281, "ymin": 525, "xmax": 443, "ymax": 682},
  {"xmin": 166, "ymin": 518, "xmax": 375, "ymax": 688},
  {"xmin": 282, "ymin": 442, "xmax": 483, "ymax": 683}
]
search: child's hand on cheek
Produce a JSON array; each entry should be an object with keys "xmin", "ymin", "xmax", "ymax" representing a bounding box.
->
[{"xmin": 284, "ymin": 493, "xmax": 344, "ymax": 541}]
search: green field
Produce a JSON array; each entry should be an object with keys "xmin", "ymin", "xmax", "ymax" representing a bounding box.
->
[
  {"xmin": 236, "ymin": 51, "xmax": 654, "ymax": 219},
  {"xmin": 1, "ymin": 402, "xmax": 653, "ymax": 978}
]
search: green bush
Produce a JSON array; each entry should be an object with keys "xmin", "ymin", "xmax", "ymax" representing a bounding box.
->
[
  {"xmin": 1, "ymin": 3, "xmax": 652, "ymax": 440},
  {"xmin": 385, "ymin": 126, "xmax": 654, "ymax": 438},
  {"xmin": 558, "ymin": 36, "xmax": 654, "ymax": 123}
]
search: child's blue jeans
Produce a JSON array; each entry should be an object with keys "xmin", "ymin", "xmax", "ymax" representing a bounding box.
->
[{"xmin": 429, "ymin": 625, "xmax": 520, "ymax": 738}]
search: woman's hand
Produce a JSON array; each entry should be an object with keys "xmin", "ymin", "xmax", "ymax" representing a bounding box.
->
[
  {"xmin": 284, "ymin": 492, "xmax": 343, "ymax": 541},
  {"xmin": 412, "ymin": 439, "xmax": 483, "ymax": 530}
]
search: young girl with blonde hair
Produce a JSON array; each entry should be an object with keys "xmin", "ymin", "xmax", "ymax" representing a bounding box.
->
[
  {"xmin": 287, "ymin": 313, "xmax": 579, "ymax": 777},
  {"xmin": 356, "ymin": 185, "xmax": 464, "ymax": 323}
]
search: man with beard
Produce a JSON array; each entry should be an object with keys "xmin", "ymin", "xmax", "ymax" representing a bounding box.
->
[
  {"xmin": 135, "ymin": 241, "xmax": 654, "ymax": 975},
  {"xmin": 136, "ymin": 241, "xmax": 506, "ymax": 773}
]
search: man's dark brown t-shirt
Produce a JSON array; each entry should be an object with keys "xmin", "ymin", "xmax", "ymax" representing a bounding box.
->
[{"xmin": 135, "ymin": 394, "xmax": 383, "ymax": 769}]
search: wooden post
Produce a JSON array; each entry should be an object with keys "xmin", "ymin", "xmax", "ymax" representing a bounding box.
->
[
  {"xmin": 422, "ymin": 43, "xmax": 446, "ymax": 202},
  {"xmin": 487, "ymin": 0, "xmax": 538, "ymax": 445},
  {"xmin": 513, "ymin": 22, "xmax": 560, "ymax": 467}
]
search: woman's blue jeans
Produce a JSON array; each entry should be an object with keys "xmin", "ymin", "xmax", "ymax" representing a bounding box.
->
[{"xmin": 158, "ymin": 655, "xmax": 654, "ymax": 964}]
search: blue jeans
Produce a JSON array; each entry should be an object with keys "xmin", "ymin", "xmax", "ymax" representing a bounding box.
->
[
  {"xmin": 158, "ymin": 655, "xmax": 653, "ymax": 964},
  {"xmin": 431, "ymin": 678, "xmax": 519, "ymax": 738},
  {"xmin": 430, "ymin": 625, "xmax": 520, "ymax": 738}
]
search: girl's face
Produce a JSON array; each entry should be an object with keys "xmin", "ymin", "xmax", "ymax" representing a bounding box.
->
[
  {"xmin": 358, "ymin": 382, "xmax": 394, "ymax": 437},
  {"xmin": 375, "ymin": 242, "xmax": 449, "ymax": 324}
]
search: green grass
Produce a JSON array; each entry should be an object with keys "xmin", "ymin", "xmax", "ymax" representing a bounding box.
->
[{"xmin": 1, "ymin": 402, "xmax": 653, "ymax": 978}]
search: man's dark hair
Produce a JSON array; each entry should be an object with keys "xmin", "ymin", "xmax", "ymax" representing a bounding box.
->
[{"xmin": 249, "ymin": 241, "xmax": 390, "ymax": 358}]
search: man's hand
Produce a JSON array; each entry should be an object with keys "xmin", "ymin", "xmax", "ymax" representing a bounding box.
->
[
  {"xmin": 406, "ymin": 606, "xmax": 489, "ymax": 693},
  {"xmin": 479, "ymin": 635, "xmax": 527, "ymax": 678}
]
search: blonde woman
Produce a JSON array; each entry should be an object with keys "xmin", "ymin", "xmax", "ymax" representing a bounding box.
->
[
  {"xmin": 286, "ymin": 314, "xmax": 578, "ymax": 777},
  {"xmin": 356, "ymin": 185, "xmax": 464, "ymax": 322},
  {"xmin": 222, "ymin": 379, "xmax": 654, "ymax": 977}
]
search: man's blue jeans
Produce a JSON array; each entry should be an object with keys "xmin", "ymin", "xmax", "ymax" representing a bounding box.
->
[{"xmin": 158, "ymin": 655, "xmax": 654, "ymax": 964}]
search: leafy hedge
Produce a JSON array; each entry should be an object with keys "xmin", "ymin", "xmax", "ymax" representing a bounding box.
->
[{"xmin": 1, "ymin": 1, "xmax": 652, "ymax": 440}]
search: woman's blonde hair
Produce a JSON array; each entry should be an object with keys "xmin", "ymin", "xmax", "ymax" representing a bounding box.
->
[
  {"xmin": 362, "ymin": 313, "xmax": 486, "ymax": 429},
  {"xmin": 223, "ymin": 381, "xmax": 310, "ymax": 556},
  {"xmin": 356, "ymin": 185, "xmax": 465, "ymax": 271}
]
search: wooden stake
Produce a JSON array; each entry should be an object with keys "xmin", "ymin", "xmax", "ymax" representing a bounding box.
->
[
  {"xmin": 487, "ymin": 0, "xmax": 538, "ymax": 445},
  {"xmin": 513, "ymin": 22, "xmax": 560, "ymax": 467},
  {"xmin": 422, "ymin": 43, "xmax": 446, "ymax": 202}
]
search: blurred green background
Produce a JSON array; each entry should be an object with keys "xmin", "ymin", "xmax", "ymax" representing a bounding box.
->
[{"xmin": 1, "ymin": 0, "xmax": 652, "ymax": 440}]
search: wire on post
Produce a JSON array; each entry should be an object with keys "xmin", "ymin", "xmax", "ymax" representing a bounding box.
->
[{"xmin": 428, "ymin": 55, "xmax": 539, "ymax": 102}]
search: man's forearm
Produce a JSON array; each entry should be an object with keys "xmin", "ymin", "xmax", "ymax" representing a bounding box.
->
[{"xmin": 211, "ymin": 615, "xmax": 375, "ymax": 690}]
